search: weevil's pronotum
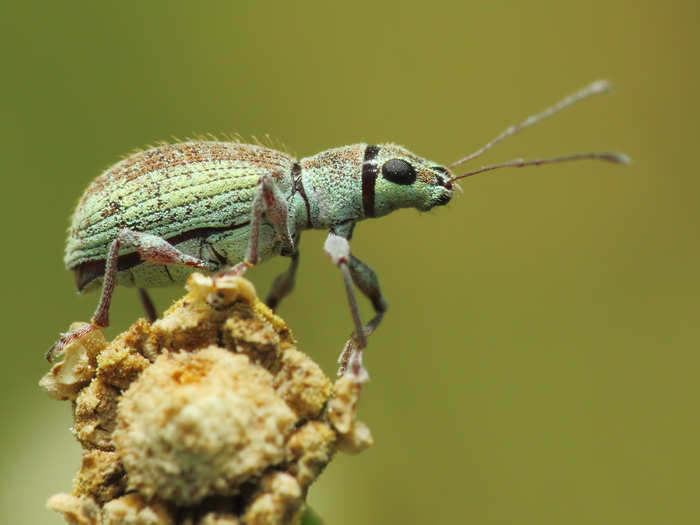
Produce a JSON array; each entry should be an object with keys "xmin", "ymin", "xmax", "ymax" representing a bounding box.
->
[{"xmin": 51, "ymin": 80, "xmax": 628, "ymax": 380}]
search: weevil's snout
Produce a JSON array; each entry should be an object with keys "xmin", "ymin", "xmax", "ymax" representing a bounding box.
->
[
  {"xmin": 435, "ymin": 190, "xmax": 452, "ymax": 206},
  {"xmin": 431, "ymin": 166, "xmax": 453, "ymax": 207},
  {"xmin": 432, "ymin": 166, "xmax": 453, "ymax": 190}
]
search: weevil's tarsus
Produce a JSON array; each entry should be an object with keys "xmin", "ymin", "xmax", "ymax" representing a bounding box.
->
[
  {"xmin": 338, "ymin": 338, "xmax": 370, "ymax": 384},
  {"xmin": 46, "ymin": 323, "xmax": 98, "ymax": 361},
  {"xmin": 138, "ymin": 288, "xmax": 158, "ymax": 323},
  {"xmin": 348, "ymin": 346, "xmax": 368, "ymax": 384},
  {"xmin": 451, "ymin": 151, "xmax": 630, "ymax": 181},
  {"xmin": 448, "ymin": 80, "xmax": 613, "ymax": 170}
]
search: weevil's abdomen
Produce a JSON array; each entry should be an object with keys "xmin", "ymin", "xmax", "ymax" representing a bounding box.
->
[{"xmin": 66, "ymin": 141, "xmax": 296, "ymax": 291}]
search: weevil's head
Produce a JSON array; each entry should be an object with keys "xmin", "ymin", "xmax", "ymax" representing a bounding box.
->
[{"xmin": 369, "ymin": 143, "xmax": 453, "ymax": 217}]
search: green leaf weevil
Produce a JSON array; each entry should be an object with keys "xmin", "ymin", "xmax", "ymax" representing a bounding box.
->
[{"xmin": 50, "ymin": 80, "xmax": 628, "ymax": 381}]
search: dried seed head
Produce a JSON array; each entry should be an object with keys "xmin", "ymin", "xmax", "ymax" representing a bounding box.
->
[
  {"xmin": 114, "ymin": 347, "xmax": 297, "ymax": 503},
  {"xmin": 41, "ymin": 273, "xmax": 372, "ymax": 524}
]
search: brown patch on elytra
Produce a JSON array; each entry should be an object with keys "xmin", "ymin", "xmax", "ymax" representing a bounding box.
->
[
  {"xmin": 80, "ymin": 141, "xmax": 292, "ymax": 204},
  {"xmin": 100, "ymin": 201, "xmax": 121, "ymax": 219}
]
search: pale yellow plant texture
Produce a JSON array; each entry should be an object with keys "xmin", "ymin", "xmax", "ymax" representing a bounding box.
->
[{"xmin": 40, "ymin": 273, "xmax": 372, "ymax": 525}]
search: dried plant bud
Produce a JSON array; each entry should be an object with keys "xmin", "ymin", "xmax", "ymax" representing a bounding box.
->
[
  {"xmin": 101, "ymin": 494, "xmax": 172, "ymax": 525},
  {"xmin": 72, "ymin": 377, "xmax": 120, "ymax": 450},
  {"xmin": 41, "ymin": 274, "xmax": 373, "ymax": 524},
  {"xmin": 274, "ymin": 349, "xmax": 333, "ymax": 420},
  {"xmin": 328, "ymin": 375, "xmax": 363, "ymax": 435},
  {"xmin": 337, "ymin": 420, "xmax": 374, "ymax": 455},
  {"xmin": 114, "ymin": 347, "xmax": 297, "ymax": 503},
  {"xmin": 46, "ymin": 494, "xmax": 100, "ymax": 525},
  {"xmin": 73, "ymin": 450, "xmax": 125, "ymax": 504},
  {"xmin": 286, "ymin": 422, "xmax": 336, "ymax": 488},
  {"xmin": 39, "ymin": 323, "xmax": 105, "ymax": 400},
  {"xmin": 197, "ymin": 513, "xmax": 241, "ymax": 525},
  {"xmin": 242, "ymin": 472, "xmax": 303, "ymax": 525},
  {"xmin": 97, "ymin": 319, "xmax": 156, "ymax": 389}
]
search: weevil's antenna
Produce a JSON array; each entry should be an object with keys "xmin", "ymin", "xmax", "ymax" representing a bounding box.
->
[
  {"xmin": 449, "ymin": 152, "xmax": 630, "ymax": 182},
  {"xmin": 448, "ymin": 80, "xmax": 613, "ymax": 170}
]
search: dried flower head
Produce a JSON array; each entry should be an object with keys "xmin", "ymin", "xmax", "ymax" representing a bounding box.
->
[{"xmin": 41, "ymin": 273, "xmax": 372, "ymax": 525}]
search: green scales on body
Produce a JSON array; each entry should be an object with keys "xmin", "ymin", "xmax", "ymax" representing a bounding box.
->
[
  {"xmin": 68, "ymin": 142, "xmax": 303, "ymax": 292},
  {"xmin": 55, "ymin": 81, "xmax": 629, "ymax": 381}
]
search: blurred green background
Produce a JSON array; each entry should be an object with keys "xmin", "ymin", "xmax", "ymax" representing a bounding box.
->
[{"xmin": 2, "ymin": 2, "xmax": 698, "ymax": 523}]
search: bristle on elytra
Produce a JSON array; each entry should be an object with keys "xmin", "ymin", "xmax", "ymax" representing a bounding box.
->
[{"xmin": 115, "ymin": 132, "xmax": 290, "ymax": 162}]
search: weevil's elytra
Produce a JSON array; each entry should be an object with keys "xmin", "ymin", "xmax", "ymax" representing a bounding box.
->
[
  {"xmin": 68, "ymin": 143, "xmax": 292, "ymax": 267},
  {"xmin": 53, "ymin": 80, "xmax": 629, "ymax": 381}
]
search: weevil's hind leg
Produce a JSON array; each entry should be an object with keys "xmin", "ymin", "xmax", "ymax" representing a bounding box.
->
[
  {"xmin": 47, "ymin": 228, "xmax": 215, "ymax": 361},
  {"xmin": 265, "ymin": 250, "xmax": 300, "ymax": 311},
  {"xmin": 138, "ymin": 288, "xmax": 158, "ymax": 323},
  {"xmin": 324, "ymin": 232, "xmax": 388, "ymax": 382},
  {"xmin": 223, "ymin": 174, "xmax": 295, "ymax": 278},
  {"xmin": 91, "ymin": 229, "xmax": 215, "ymax": 328}
]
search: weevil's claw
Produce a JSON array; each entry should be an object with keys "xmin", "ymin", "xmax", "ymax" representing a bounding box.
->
[
  {"xmin": 214, "ymin": 261, "xmax": 252, "ymax": 288},
  {"xmin": 337, "ymin": 339, "xmax": 353, "ymax": 374},
  {"xmin": 337, "ymin": 338, "xmax": 352, "ymax": 365},
  {"xmin": 46, "ymin": 343, "xmax": 58, "ymax": 362},
  {"xmin": 336, "ymin": 335, "xmax": 370, "ymax": 383},
  {"xmin": 47, "ymin": 324, "xmax": 99, "ymax": 363},
  {"xmin": 347, "ymin": 349, "xmax": 369, "ymax": 384}
]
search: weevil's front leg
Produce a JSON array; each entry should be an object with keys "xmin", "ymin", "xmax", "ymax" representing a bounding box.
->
[
  {"xmin": 47, "ymin": 228, "xmax": 214, "ymax": 361},
  {"xmin": 225, "ymin": 174, "xmax": 294, "ymax": 277},
  {"xmin": 324, "ymin": 232, "xmax": 388, "ymax": 382}
]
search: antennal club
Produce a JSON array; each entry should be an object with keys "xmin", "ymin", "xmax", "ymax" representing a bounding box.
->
[{"xmin": 448, "ymin": 80, "xmax": 617, "ymax": 171}]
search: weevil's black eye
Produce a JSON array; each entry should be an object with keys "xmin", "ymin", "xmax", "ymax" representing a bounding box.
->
[{"xmin": 382, "ymin": 158, "xmax": 417, "ymax": 185}]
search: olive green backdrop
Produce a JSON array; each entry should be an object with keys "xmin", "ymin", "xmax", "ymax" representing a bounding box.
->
[{"xmin": 2, "ymin": 2, "xmax": 697, "ymax": 524}]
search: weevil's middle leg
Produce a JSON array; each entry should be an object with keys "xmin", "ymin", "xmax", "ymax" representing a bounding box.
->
[
  {"xmin": 223, "ymin": 174, "xmax": 295, "ymax": 278},
  {"xmin": 324, "ymin": 232, "xmax": 388, "ymax": 382},
  {"xmin": 47, "ymin": 228, "xmax": 214, "ymax": 361},
  {"xmin": 138, "ymin": 288, "xmax": 158, "ymax": 323}
]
